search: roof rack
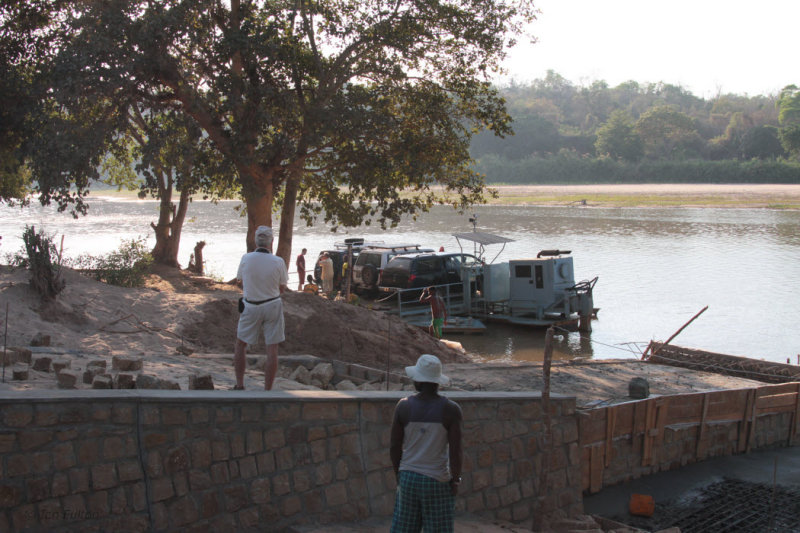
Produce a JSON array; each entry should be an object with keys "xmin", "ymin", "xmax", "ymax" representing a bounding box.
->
[
  {"xmin": 333, "ymin": 239, "xmax": 385, "ymax": 249},
  {"xmin": 359, "ymin": 243, "xmax": 426, "ymax": 252}
]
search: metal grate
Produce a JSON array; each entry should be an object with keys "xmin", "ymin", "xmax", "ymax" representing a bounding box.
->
[{"xmin": 623, "ymin": 479, "xmax": 800, "ymax": 533}]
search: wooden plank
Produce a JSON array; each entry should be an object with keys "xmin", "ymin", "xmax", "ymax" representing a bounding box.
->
[
  {"xmin": 696, "ymin": 394, "xmax": 710, "ymax": 459},
  {"xmin": 604, "ymin": 406, "xmax": 617, "ymax": 468},
  {"xmin": 712, "ymin": 389, "xmax": 750, "ymax": 405},
  {"xmin": 664, "ymin": 393, "xmax": 705, "ymax": 425},
  {"xmin": 707, "ymin": 389, "xmax": 748, "ymax": 411},
  {"xmin": 580, "ymin": 411, "xmax": 608, "ymax": 445},
  {"xmin": 706, "ymin": 389, "xmax": 750, "ymax": 421},
  {"xmin": 757, "ymin": 405, "xmax": 798, "ymax": 416},
  {"xmin": 738, "ymin": 389, "xmax": 755, "ymax": 453},
  {"xmin": 611, "ymin": 402, "xmax": 635, "ymax": 436},
  {"xmin": 589, "ymin": 444, "xmax": 604, "ymax": 494},
  {"xmin": 653, "ymin": 398, "xmax": 669, "ymax": 466},
  {"xmin": 756, "ymin": 383, "xmax": 800, "ymax": 397},
  {"xmin": 632, "ymin": 400, "xmax": 646, "ymax": 456},
  {"xmin": 755, "ymin": 392, "xmax": 799, "ymax": 411},
  {"xmin": 581, "ymin": 446, "xmax": 592, "ymax": 492}
]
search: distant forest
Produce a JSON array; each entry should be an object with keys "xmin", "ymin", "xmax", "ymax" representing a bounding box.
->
[{"xmin": 472, "ymin": 71, "xmax": 800, "ymax": 184}]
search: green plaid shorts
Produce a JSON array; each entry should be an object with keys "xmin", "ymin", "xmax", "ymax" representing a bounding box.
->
[{"xmin": 390, "ymin": 470, "xmax": 454, "ymax": 533}]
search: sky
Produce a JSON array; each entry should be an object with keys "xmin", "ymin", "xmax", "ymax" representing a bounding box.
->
[{"xmin": 498, "ymin": 0, "xmax": 800, "ymax": 98}]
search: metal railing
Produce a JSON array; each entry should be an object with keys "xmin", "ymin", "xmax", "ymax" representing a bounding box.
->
[{"xmin": 381, "ymin": 282, "xmax": 467, "ymax": 319}]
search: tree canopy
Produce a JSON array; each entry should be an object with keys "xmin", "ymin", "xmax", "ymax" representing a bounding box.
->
[
  {"xmin": 634, "ymin": 106, "xmax": 703, "ymax": 159},
  {"xmin": 778, "ymin": 85, "xmax": 800, "ymax": 159},
  {"xmin": 469, "ymin": 75, "xmax": 800, "ymax": 185},
  {"xmin": 594, "ymin": 110, "xmax": 643, "ymax": 162},
  {"xmin": 4, "ymin": 0, "xmax": 535, "ymax": 263},
  {"xmin": 110, "ymin": 105, "xmax": 239, "ymax": 266}
]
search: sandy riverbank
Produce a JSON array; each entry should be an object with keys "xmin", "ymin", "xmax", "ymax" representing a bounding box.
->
[
  {"xmin": 485, "ymin": 183, "xmax": 800, "ymax": 208},
  {"xmin": 0, "ymin": 264, "xmax": 767, "ymax": 406},
  {"xmin": 90, "ymin": 183, "xmax": 800, "ymax": 208}
]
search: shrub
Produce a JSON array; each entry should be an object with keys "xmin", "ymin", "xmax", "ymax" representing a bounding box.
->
[
  {"xmin": 21, "ymin": 225, "xmax": 65, "ymax": 301},
  {"xmin": 77, "ymin": 237, "xmax": 153, "ymax": 288}
]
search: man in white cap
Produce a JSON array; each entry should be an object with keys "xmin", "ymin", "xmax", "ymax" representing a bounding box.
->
[
  {"xmin": 234, "ymin": 225, "xmax": 288, "ymax": 390},
  {"xmin": 390, "ymin": 354, "xmax": 463, "ymax": 532}
]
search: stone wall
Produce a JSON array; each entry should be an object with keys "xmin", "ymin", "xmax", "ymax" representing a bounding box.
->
[{"xmin": 0, "ymin": 390, "xmax": 581, "ymax": 532}]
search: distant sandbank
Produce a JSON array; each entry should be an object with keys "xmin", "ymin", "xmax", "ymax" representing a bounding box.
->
[
  {"xmin": 485, "ymin": 183, "xmax": 800, "ymax": 209},
  {"xmin": 88, "ymin": 183, "xmax": 800, "ymax": 209}
]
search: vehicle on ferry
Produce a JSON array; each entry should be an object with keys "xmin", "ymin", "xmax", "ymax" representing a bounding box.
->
[
  {"xmin": 378, "ymin": 252, "xmax": 482, "ymax": 298},
  {"xmin": 351, "ymin": 244, "xmax": 433, "ymax": 295}
]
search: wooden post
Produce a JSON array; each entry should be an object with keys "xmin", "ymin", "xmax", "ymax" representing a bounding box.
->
[
  {"xmin": 790, "ymin": 383, "xmax": 800, "ymax": 446},
  {"xmin": 645, "ymin": 306, "xmax": 708, "ymax": 360},
  {"xmin": 696, "ymin": 394, "xmax": 710, "ymax": 459},
  {"xmin": 578, "ymin": 289, "xmax": 593, "ymax": 332},
  {"xmin": 642, "ymin": 399, "xmax": 656, "ymax": 467},
  {"xmin": 633, "ymin": 400, "xmax": 646, "ymax": 455},
  {"xmin": 589, "ymin": 445, "xmax": 604, "ymax": 494},
  {"xmin": 344, "ymin": 244, "xmax": 353, "ymax": 301},
  {"xmin": 739, "ymin": 389, "xmax": 755, "ymax": 453},
  {"xmin": 384, "ymin": 319, "xmax": 391, "ymax": 391},
  {"xmin": 2, "ymin": 302, "xmax": 8, "ymax": 383},
  {"xmin": 532, "ymin": 327, "xmax": 554, "ymax": 531},
  {"xmin": 604, "ymin": 406, "xmax": 616, "ymax": 468},
  {"xmin": 746, "ymin": 389, "xmax": 759, "ymax": 453}
]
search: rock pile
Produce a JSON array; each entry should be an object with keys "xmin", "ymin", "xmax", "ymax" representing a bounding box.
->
[
  {"xmin": 3, "ymin": 347, "xmax": 413, "ymax": 393},
  {"xmin": 5, "ymin": 349, "xmax": 186, "ymax": 391}
]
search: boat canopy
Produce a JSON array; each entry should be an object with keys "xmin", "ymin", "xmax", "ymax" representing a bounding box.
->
[
  {"xmin": 452, "ymin": 232, "xmax": 514, "ymax": 246},
  {"xmin": 452, "ymin": 231, "xmax": 514, "ymax": 264}
]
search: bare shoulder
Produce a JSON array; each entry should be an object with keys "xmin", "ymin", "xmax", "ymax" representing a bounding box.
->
[
  {"xmin": 393, "ymin": 396, "xmax": 412, "ymax": 422},
  {"xmin": 444, "ymin": 398, "xmax": 462, "ymax": 420},
  {"xmin": 394, "ymin": 396, "xmax": 412, "ymax": 412}
]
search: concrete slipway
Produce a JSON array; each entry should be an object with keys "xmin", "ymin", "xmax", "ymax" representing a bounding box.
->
[{"xmin": 583, "ymin": 444, "xmax": 800, "ymax": 531}]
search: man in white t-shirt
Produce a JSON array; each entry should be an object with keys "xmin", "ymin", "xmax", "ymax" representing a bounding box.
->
[{"xmin": 234, "ymin": 225, "xmax": 288, "ymax": 390}]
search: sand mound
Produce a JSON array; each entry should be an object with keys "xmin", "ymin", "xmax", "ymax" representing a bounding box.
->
[{"xmin": 0, "ymin": 264, "xmax": 465, "ymax": 369}]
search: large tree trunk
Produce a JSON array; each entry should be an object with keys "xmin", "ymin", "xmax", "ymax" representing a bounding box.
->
[
  {"xmin": 276, "ymin": 172, "xmax": 301, "ymax": 268},
  {"xmin": 150, "ymin": 170, "xmax": 191, "ymax": 267},
  {"xmin": 166, "ymin": 187, "xmax": 190, "ymax": 263},
  {"xmin": 275, "ymin": 143, "xmax": 308, "ymax": 267},
  {"xmin": 242, "ymin": 166, "xmax": 275, "ymax": 252},
  {"xmin": 150, "ymin": 170, "xmax": 178, "ymax": 266}
]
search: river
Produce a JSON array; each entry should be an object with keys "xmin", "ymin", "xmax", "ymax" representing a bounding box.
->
[{"xmin": 1, "ymin": 197, "xmax": 798, "ymax": 365}]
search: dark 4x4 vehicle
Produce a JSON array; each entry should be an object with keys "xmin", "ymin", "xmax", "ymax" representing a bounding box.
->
[
  {"xmin": 351, "ymin": 244, "xmax": 433, "ymax": 294},
  {"xmin": 378, "ymin": 252, "xmax": 482, "ymax": 295}
]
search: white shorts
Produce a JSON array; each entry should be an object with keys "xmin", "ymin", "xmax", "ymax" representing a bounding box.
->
[{"xmin": 237, "ymin": 299, "xmax": 285, "ymax": 346}]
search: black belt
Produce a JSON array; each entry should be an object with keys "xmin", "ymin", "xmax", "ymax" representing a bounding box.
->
[{"xmin": 245, "ymin": 296, "xmax": 280, "ymax": 305}]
